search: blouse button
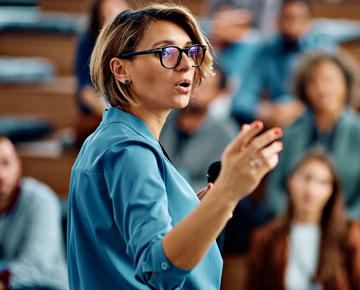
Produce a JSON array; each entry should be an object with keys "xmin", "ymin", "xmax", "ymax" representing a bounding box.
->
[{"xmin": 161, "ymin": 262, "xmax": 168, "ymax": 271}]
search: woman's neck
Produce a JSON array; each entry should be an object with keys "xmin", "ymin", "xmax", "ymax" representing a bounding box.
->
[
  {"xmin": 129, "ymin": 106, "xmax": 169, "ymax": 140},
  {"xmin": 292, "ymin": 211, "xmax": 321, "ymax": 225}
]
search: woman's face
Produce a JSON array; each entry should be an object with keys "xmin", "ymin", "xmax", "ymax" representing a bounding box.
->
[
  {"xmin": 125, "ymin": 20, "xmax": 196, "ymax": 113},
  {"xmin": 305, "ymin": 60, "xmax": 347, "ymax": 114},
  {"xmin": 288, "ymin": 159, "xmax": 333, "ymax": 217}
]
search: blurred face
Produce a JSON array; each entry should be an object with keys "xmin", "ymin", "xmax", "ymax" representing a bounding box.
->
[
  {"xmin": 278, "ymin": 1, "xmax": 311, "ymax": 41},
  {"xmin": 288, "ymin": 159, "xmax": 333, "ymax": 218},
  {"xmin": 0, "ymin": 139, "xmax": 21, "ymax": 206},
  {"xmin": 190, "ymin": 71, "xmax": 222, "ymax": 110},
  {"xmin": 125, "ymin": 20, "xmax": 196, "ymax": 113},
  {"xmin": 100, "ymin": 0, "xmax": 128, "ymax": 26},
  {"xmin": 305, "ymin": 60, "xmax": 347, "ymax": 114}
]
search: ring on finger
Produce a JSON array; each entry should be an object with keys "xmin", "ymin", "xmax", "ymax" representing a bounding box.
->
[{"xmin": 249, "ymin": 158, "xmax": 263, "ymax": 168}]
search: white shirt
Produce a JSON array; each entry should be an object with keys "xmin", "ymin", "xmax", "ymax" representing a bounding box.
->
[{"xmin": 285, "ymin": 224, "xmax": 321, "ymax": 290}]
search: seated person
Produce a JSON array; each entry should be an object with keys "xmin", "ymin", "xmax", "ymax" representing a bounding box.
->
[
  {"xmin": 210, "ymin": 0, "xmax": 281, "ymax": 41},
  {"xmin": 267, "ymin": 51, "xmax": 360, "ymax": 219},
  {"xmin": 0, "ymin": 136, "xmax": 68, "ymax": 290},
  {"xmin": 207, "ymin": 0, "xmax": 278, "ymax": 98},
  {"xmin": 160, "ymin": 67, "xmax": 237, "ymax": 191},
  {"xmin": 74, "ymin": 0, "xmax": 128, "ymax": 146},
  {"xmin": 248, "ymin": 149, "xmax": 360, "ymax": 290},
  {"xmin": 231, "ymin": 0, "xmax": 337, "ymax": 128}
]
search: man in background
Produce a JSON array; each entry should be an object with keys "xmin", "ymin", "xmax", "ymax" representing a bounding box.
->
[{"xmin": 0, "ymin": 136, "xmax": 68, "ymax": 290}]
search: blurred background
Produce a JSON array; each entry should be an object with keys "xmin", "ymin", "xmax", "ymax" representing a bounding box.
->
[{"xmin": 1, "ymin": 1, "xmax": 360, "ymax": 289}]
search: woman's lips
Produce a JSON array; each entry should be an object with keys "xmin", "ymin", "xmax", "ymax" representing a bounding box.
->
[{"xmin": 175, "ymin": 84, "xmax": 191, "ymax": 94}]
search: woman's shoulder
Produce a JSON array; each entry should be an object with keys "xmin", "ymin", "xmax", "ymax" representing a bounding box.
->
[{"xmin": 77, "ymin": 123, "xmax": 164, "ymax": 172}]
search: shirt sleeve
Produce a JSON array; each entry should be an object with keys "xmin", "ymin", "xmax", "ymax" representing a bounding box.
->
[
  {"xmin": 104, "ymin": 142, "xmax": 191, "ymax": 289},
  {"xmin": 7, "ymin": 183, "xmax": 65, "ymax": 288}
]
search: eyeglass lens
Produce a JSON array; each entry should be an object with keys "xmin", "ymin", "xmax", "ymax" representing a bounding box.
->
[{"xmin": 161, "ymin": 45, "xmax": 204, "ymax": 68}]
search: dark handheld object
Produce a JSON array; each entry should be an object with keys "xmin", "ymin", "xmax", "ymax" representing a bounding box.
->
[{"xmin": 207, "ymin": 161, "xmax": 221, "ymax": 183}]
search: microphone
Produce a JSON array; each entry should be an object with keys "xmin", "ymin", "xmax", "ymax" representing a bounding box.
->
[{"xmin": 206, "ymin": 161, "xmax": 221, "ymax": 183}]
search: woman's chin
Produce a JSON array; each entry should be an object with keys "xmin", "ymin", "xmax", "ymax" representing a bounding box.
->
[{"xmin": 173, "ymin": 94, "xmax": 191, "ymax": 109}]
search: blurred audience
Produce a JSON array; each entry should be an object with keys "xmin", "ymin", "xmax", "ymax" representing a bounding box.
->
[
  {"xmin": 210, "ymin": 0, "xmax": 280, "ymax": 43},
  {"xmin": 267, "ymin": 51, "xmax": 360, "ymax": 219},
  {"xmin": 160, "ymin": 67, "xmax": 237, "ymax": 191},
  {"xmin": 248, "ymin": 149, "xmax": 360, "ymax": 290},
  {"xmin": 0, "ymin": 136, "xmax": 68, "ymax": 290},
  {"xmin": 207, "ymin": 0, "xmax": 280, "ymax": 100},
  {"xmin": 231, "ymin": 0, "xmax": 338, "ymax": 128},
  {"xmin": 74, "ymin": 0, "xmax": 128, "ymax": 146}
]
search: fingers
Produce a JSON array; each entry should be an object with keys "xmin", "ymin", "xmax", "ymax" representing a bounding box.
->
[
  {"xmin": 247, "ymin": 127, "xmax": 283, "ymax": 155},
  {"xmin": 258, "ymin": 141, "xmax": 283, "ymax": 171},
  {"xmin": 196, "ymin": 183, "xmax": 214, "ymax": 201},
  {"xmin": 227, "ymin": 121, "xmax": 264, "ymax": 154}
]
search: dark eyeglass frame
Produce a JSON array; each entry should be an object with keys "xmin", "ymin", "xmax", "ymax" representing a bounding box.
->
[{"xmin": 119, "ymin": 44, "xmax": 207, "ymax": 69}]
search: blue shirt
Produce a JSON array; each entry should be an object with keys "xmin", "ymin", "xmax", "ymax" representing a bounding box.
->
[
  {"xmin": 67, "ymin": 107, "xmax": 223, "ymax": 290},
  {"xmin": 231, "ymin": 33, "xmax": 337, "ymax": 124}
]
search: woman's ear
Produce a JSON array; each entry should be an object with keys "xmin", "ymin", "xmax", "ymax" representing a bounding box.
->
[{"xmin": 109, "ymin": 57, "xmax": 131, "ymax": 85}]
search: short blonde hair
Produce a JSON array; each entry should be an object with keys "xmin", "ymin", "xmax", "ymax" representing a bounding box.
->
[{"xmin": 90, "ymin": 3, "xmax": 213, "ymax": 110}]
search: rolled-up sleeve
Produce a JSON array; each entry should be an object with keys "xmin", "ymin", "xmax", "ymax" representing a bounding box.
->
[{"xmin": 104, "ymin": 142, "xmax": 191, "ymax": 289}]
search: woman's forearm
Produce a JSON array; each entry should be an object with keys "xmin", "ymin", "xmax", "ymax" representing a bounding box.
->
[
  {"xmin": 162, "ymin": 184, "xmax": 237, "ymax": 270},
  {"xmin": 163, "ymin": 123, "xmax": 283, "ymax": 270}
]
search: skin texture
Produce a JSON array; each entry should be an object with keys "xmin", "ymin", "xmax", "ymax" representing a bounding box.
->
[
  {"xmin": 110, "ymin": 20, "xmax": 283, "ymax": 270},
  {"xmin": 278, "ymin": 1, "xmax": 311, "ymax": 42},
  {"xmin": 210, "ymin": 8, "xmax": 252, "ymax": 49},
  {"xmin": 305, "ymin": 60, "xmax": 347, "ymax": 132},
  {"xmin": 110, "ymin": 20, "xmax": 196, "ymax": 139},
  {"xmin": 289, "ymin": 159, "xmax": 333, "ymax": 224},
  {"xmin": 0, "ymin": 138, "xmax": 21, "ymax": 212}
]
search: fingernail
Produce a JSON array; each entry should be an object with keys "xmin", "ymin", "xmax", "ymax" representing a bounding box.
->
[
  {"xmin": 254, "ymin": 121, "xmax": 262, "ymax": 129},
  {"xmin": 274, "ymin": 128, "xmax": 283, "ymax": 136}
]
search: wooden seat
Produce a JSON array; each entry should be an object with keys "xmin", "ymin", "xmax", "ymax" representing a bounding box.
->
[
  {"xmin": 312, "ymin": 1, "xmax": 360, "ymax": 20},
  {"xmin": 0, "ymin": 76, "xmax": 78, "ymax": 129},
  {"xmin": 342, "ymin": 41, "xmax": 360, "ymax": 63},
  {"xmin": 0, "ymin": 31, "xmax": 77, "ymax": 75},
  {"xmin": 20, "ymin": 148, "xmax": 77, "ymax": 198},
  {"xmin": 39, "ymin": 0, "xmax": 91, "ymax": 14}
]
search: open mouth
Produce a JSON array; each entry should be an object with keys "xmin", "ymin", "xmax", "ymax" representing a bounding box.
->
[
  {"xmin": 176, "ymin": 79, "xmax": 192, "ymax": 88},
  {"xmin": 179, "ymin": 82, "xmax": 190, "ymax": 88}
]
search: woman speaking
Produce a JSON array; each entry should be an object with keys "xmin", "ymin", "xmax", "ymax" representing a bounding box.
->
[{"xmin": 67, "ymin": 4, "xmax": 283, "ymax": 290}]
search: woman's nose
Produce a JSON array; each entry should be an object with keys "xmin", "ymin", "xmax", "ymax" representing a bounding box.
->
[{"xmin": 176, "ymin": 52, "xmax": 192, "ymax": 71}]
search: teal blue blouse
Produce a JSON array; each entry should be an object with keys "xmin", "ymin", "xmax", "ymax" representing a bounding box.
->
[{"xmin": 67, "ymin": 107, "xmax": 222, "ymax": 290}]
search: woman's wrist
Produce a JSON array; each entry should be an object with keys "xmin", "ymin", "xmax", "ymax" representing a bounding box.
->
[{"xmin": 205, "ymin": 182, "xmax": 239, "ymax": 219}]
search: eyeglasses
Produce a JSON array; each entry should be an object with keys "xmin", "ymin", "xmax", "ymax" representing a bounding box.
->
[{"xmin": 119, "ymin": 44, "xmax": 207, "ymax": 69}]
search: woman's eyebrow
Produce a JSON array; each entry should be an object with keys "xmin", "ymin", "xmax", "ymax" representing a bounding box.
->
[
  {"xmin": 151, "ymin": 40, "xmax": 175, "ymax": 48},
  {"xmin": 151, "ymin": 40, "xmax": 193, "ymax": 48}
]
